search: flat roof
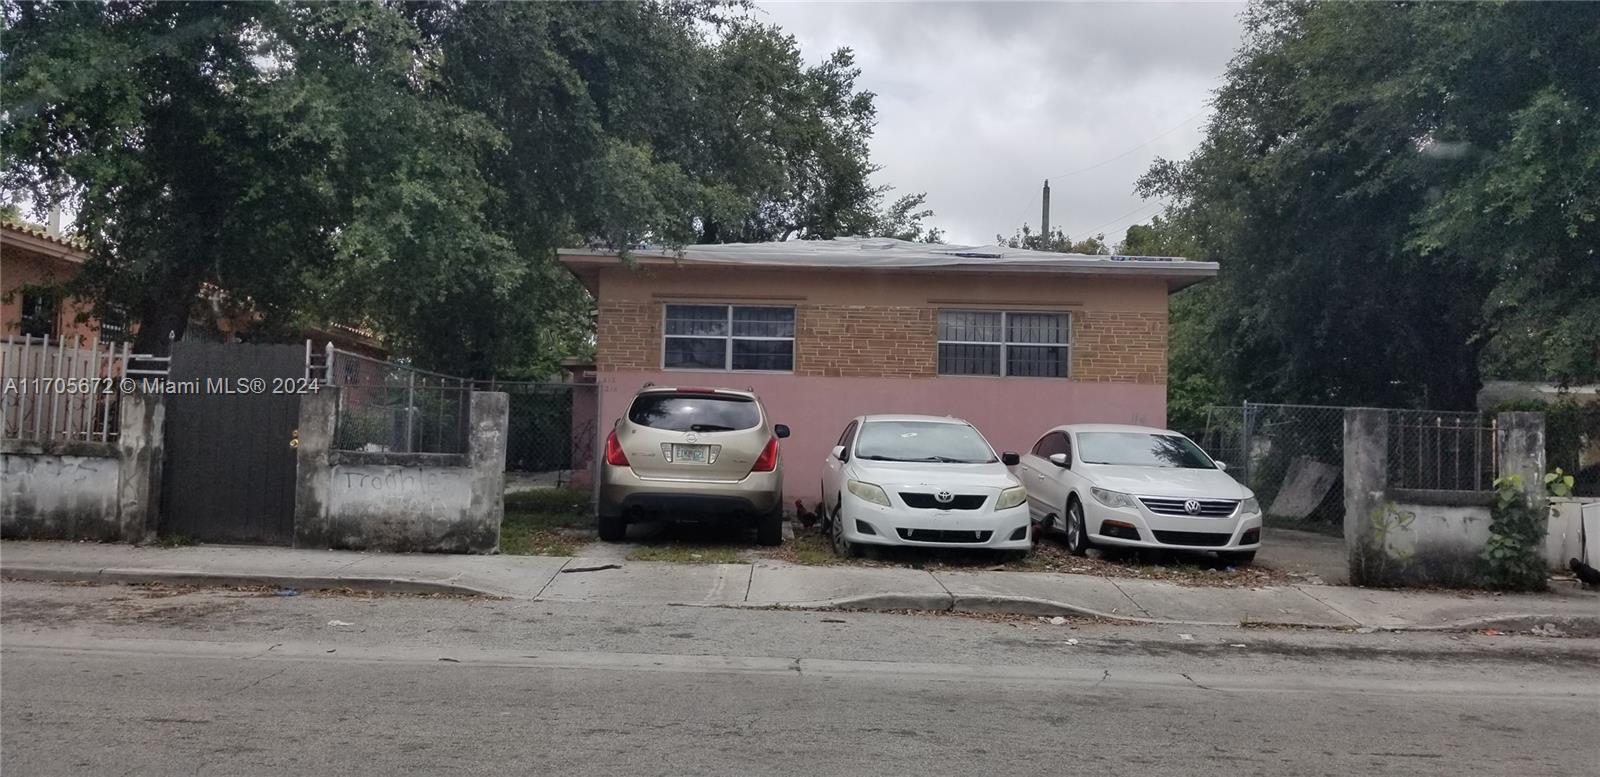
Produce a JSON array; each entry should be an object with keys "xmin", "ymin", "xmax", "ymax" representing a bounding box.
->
[{"xmin": 558, "ymin": 236, "xmax": 1217, "ymax": 292}]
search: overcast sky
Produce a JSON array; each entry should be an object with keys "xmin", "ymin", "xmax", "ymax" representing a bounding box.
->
[{"xmin": 755, "ymin": 1, "xmax": 1247, "ymax": 247}]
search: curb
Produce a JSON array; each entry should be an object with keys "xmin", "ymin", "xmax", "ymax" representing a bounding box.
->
[{"xmin": 1, "ymin": 565, "xmax": 499, "ymax": 598}]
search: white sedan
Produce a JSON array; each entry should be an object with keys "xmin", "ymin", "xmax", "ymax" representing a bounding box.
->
[
  {"xmin": 1017, "ymin": 424, "xmax": 1262, "ymax": 564},
  {"xmin": 819, "ymin": 415, "xmax": 1031, "ymax": 557}
]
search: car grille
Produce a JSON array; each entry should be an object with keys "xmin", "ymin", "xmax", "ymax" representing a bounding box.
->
[
  {"xmin": 899, "ymin": 493, "xmax": 987, "ymax": 510},
  {"xmin": 896, "ymin": 529, "xmax": 992, "ymax": 543},
  {"xmin": 1138, "ymin": 496, "xmax": 1239, "ymax": 517},
  {"xmin": 1153, "ymin": 530, "xmax": 1232, "ymax": 547}
]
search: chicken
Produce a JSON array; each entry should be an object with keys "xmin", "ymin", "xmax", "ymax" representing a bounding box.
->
[
  {"xmin": 795, "ymin": 499, "xmax": 820, "ymax": 530},
  {"xmin": 1569, "ymin": 558, "xmax": 1600, "ymax": 589}
]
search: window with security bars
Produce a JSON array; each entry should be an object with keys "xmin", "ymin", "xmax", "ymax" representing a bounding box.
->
[
  {"xmin": 937, "ymin": 310, "xmax": 1070, "ymax": 377},
  {"xmin": 663, "ymin": 304, "xmax": 795, "ymax": 372}
]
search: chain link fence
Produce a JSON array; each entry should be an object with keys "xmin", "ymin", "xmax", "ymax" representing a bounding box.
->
[
  {"xmin": 485, "ymin": 381, "xmax": 599, "ymax": 492},
  {"xmin": 1192, "ymin": 403, "xmax": 1346, "ymax": 532},
  {"xmin": 326, "ymin": 348, "xmax": 472, "ymax": 454}
]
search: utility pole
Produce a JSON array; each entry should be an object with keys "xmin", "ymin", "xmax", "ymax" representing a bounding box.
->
[{"xmin": 1040, "ymin": 179, "xmax": 1051, "ymax": 242}]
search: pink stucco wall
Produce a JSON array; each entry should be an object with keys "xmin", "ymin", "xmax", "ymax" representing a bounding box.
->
[{"xmin": 598, "ymin": 370, "xmax": 1165, "ymax": 508}]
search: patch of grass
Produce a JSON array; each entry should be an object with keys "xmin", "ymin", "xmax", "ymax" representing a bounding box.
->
[
  {"xmin": 1265, "ymin": 516, "xmax": 1344, "ymax": 538},
  {"xmin": 757, "ymin": 527, "xmax": 840, "ymax": 565},
  {"xmin": 627, "ymin": 544, "xmax": 744, "ymax": 564},
  {"xmin": 500, "ymin": 487, "xmax": 593, "ymax": 556},
  {"xmin": 152, "ymin": 534, "xmax": 196, "ymax": 548}
]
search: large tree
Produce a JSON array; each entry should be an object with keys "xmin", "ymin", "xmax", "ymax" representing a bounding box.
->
[
  {"xmin": 1140, "ymin": 1, "xmax": 1600, "ymax": 409},
  {"xmin": 4, "ymin": 1, "xmax": 928, "ymax": 377}
]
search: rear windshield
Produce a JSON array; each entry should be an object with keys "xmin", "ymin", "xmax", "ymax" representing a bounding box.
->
[
  {"xmin": 1076, "ymin": 432, "xmax": 1216, "ymax": 469},
  {"xmin": 627, "ymin": 394, "xmax": 761, "ymax": 432}
]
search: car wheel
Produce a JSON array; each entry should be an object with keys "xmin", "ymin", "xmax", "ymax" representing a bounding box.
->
[
  {"xmin": 829, "ymin": 503, "xmax": 860, "ymax": 558},
  {"xmin": 1219, "ymin": 550, "xmax": 1257, "ymax": 567},
  {"xmin": 756, "ymin": 506, "xmax": 783, "ymax": 547},
  {"xmin": 1064, "ymin": 499, "xmax": 1090, "ymax": 557},
  {"xmin": 598, "ymin": 513, "xmax": 627, "ymax": 543}
]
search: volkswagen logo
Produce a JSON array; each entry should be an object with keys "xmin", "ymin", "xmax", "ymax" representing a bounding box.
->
[
  {"xmin": 934, "ymin": 490, "xmax": 955, "ymax": 505},
  {"xmin": 1183, "ymin": 499, "xmax": 1202, "ymax": 515}
]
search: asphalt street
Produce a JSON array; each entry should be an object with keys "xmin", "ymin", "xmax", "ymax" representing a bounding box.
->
[{"xmin": 3, "ymin": 581, "xmax": 1597, "ymax": 776}]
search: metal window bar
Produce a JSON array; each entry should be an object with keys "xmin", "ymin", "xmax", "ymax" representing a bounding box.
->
[{"xmin": 324, "ymin": 348, "xmax": 472, "ymax": 454}]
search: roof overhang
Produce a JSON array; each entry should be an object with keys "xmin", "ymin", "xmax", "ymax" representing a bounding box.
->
[
  {"xmin": 1, "ymin": 223, "xmax": 89, "ymax": 265},
  {"xmin": 557, "ymin": 247, "xmax": 1218, "ymax": 294}
]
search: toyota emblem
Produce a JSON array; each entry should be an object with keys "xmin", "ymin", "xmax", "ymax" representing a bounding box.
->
[
  {"xmin": 934, "ymin": 490, "xmax": 955, "ymax": 504},
  {"xmin": 1183, "ymin": 499, "xmax": 1202, "ymax": 515}
]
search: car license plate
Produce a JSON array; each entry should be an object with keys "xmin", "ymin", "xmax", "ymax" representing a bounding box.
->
[{"xmin": 673, "ymin": 444, "xmax": 709, "ymax": 464}]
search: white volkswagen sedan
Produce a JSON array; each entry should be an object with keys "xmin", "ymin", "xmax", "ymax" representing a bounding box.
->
[
  {"xmin": 819, "ymin": 415, "xmax": 1031, "ymax": 557},
  {"xmin": 1017, "ymin": 424, "xmax": 1262, "ymax": 564}
]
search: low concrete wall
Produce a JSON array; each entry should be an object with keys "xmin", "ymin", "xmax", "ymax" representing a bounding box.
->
[
  {"xmin": 1378, "ymin": 492, "xmax": 1494, "ymax": 588},
  {"xmin": 0, "ymin": 394, "xmax": 165, "ymax": 542},
  {"xmin": 296, "ymin": 390, "xmax": 507, "ymax": 553},
  {"xmin": 1346, "ymin": 409, "xmax": 1546, "ymax": 588}
]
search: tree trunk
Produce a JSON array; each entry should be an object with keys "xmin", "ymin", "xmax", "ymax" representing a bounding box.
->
[{"xmin": 131, "ymin": 273, "xmax": 201, "ymax": 356}]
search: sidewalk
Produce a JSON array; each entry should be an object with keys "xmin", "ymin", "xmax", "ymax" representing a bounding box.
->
[{"xmin": 3, "ymin": 540, "xmax": 1596, "ymax": 632}]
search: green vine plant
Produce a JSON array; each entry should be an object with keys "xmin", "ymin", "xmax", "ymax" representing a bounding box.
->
[
  {"xmin": 1480, "ymin": 475, "xmax": 1549, "ymax": 592},
  {"xmin": 1544, "ymin": 468, "xmax": 1575, "ymax": 498}
]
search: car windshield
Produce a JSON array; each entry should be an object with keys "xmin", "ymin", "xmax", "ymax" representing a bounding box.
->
[
  {"xmin": 1076, "ymin": 432, "xmax": 1216, "ymax": 469},
  {"xmin": 853, "ymin": 421, "xmax": 996, "ymax": 463},
  {"xmin": 627, "ymin": 394, "xmax": 760, "ymax": 432}
]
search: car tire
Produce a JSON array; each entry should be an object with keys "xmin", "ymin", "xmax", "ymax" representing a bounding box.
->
[
  {"xmin": 756, "ymin": 506, "xmax": 783, "ymax": 547},
  {"xmin": 598, "ymin": 513, "xmax": 627, "ymax": 543},
  {"xmin": 1219, "ymin": 550, "xmax": 1257, "ymax": 566},
  {"xmin": 830, "ymin": 503, "xmax": 860, "ymax": 558},
  {"xmin": 1064, "ymin": 499, "xmax": 1090, "ymax": 557}
]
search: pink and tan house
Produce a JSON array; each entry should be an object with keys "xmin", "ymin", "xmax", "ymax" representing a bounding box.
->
[{"xmin": 558, "ymin": 238, "xmax": 1217, "ymax": 504}]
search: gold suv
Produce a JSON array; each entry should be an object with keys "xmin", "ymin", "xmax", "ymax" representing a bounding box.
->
[{"xmin": 599, "ymin": 386, "xmax": 788, "ymax": 545}]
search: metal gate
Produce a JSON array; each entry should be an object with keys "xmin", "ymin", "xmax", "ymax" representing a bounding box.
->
[{"xmin": 160, "ymin": 340, "xmax": 305, "ymax": 544}]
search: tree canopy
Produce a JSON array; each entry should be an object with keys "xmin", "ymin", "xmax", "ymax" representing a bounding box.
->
[
  {"xmin": 3, "ymin": 1, "xmax": 936, "ymax": 376},
  {"xmin": 1140, "ymin": 1, "xmax": 1600, "ymax": 410}
]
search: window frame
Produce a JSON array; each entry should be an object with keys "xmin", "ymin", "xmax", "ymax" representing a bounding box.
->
[
  {"xmin": 661, "ymin": 303, "xmax": 796, "ymax": 373},
  {"xmin": 936, "ymin": 309, "xmax": 1071, "ymax": 378}
]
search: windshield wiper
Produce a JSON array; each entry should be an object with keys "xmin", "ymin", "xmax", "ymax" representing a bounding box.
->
[{"xmin": 688, "ymin": 424, "xmax": 735, "ymax": 432}]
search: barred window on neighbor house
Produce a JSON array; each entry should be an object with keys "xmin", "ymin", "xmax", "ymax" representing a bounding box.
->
[
  {"xmin": 937, "ymin": 310, "xmax": 1070, "ymax": 378},
  {"xmin": 663, "ymin": 304, "xmax": 795, "ymax": 372}
]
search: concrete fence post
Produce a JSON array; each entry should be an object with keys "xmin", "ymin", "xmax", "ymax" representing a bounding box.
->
[
  {"xmin": 467, "ymin": 391, "xmax": 509, "ymax": 552},
  {"xmin": 115, "ymin": 392, "xmax": 165, "ymax": 542},
  {"xmin": 294, "ymin": 387, "xmax": 339, "ymax": 548},
  {"xmin": 1343, "ymin": 408, "xmax": 1388, "ymax": 584},
  {"xmin": 1495, "ymin": 411, "xmax": 1546, "ymax": 494}
]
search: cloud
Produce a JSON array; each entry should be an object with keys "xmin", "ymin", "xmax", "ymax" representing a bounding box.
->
[{"xmin": 754, "ymin": 1, "xmax": 1246, "ymax": 247}]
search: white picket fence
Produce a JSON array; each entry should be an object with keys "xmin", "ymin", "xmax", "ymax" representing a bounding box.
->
[{"xmin": 1, "ymin": 334, "xmax": 141, "ymax": 443}]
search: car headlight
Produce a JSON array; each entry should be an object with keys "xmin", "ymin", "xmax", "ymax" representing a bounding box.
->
[
  {"xmin": 1090, "ymin": 487, "xmax": 1137, "ymax": 510},
  {"xmin": 1240, "ymin": 497, "xmax": 1261, "ymax": 515},
  {"xmin": 996, "ymin": 485, "xmax": 1027, "ymax": 510},
  {"xmin": 846, "ymin": 479, "xmax": 891, "ymax": 507}
]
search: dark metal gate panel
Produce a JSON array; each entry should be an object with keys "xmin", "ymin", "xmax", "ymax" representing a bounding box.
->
[{"xmin": 160, "ymin": 341, "xmax": 304, "ymax": 544}]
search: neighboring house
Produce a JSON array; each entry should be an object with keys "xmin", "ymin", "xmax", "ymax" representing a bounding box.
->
[
  {"xmin": 559, "ymin": 237, "xmax": 1218, "ymax": 503},
  {"xmin": 1, "ymin": 220, "xmax": 385, "ymax": 356},
  {"xmin": 0, "ymin": 221, "xmax": 102, "ymax": 342}
]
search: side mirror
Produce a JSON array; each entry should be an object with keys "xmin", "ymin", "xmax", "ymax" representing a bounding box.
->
[
  {"xmin": 774, "ymin": 424, "xmax": 790, "ymax": 439},
  {"xmin": 831, "ymin": 445, "xmax": 848, "ymax": 462},
  {"xmin": 1048, "ymin": 452, "xmax": 1070, "ymax": 469},
  {"xmin": 1001, "ymin": 451, "xmax": 1020, "ymax": 466},
  {"xmin": 1214, "ymin": 460, "xmax": 1228, "ymax": 472}
]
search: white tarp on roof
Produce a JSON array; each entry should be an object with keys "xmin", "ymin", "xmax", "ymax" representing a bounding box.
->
[{"xmin": 561, "ymin": 236, "xmax": 1212, "ymax": 271}]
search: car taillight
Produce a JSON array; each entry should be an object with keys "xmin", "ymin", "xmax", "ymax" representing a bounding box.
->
[
  {"xmin": 605, "ymin": 430, "xmax": 630, "ymax": 467},
  {"xmin": 751, "ymin": 436, "xmax": 779, "ymax": 472}
]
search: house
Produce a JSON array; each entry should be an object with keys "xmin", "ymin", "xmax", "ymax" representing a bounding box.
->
[
  {"xmin": 0, "ymin": 221, "xmax": 102, "ymax": 342},
  {"xmin": 1, "ymin": 220, "xmax": 385, "ymax": 356},
  {"xmin": 558, "ymin": 237, "xmax": 1218, "ymax": 504}
]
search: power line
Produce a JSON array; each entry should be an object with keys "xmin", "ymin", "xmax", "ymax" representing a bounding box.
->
[
  {"xmin": 1076, "ymin": 199, "xmax": 1167, "ymax": 239},
  {"xmin": 1044, "ymin": 110, "xmax": 1208, "ymax": 181}
]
